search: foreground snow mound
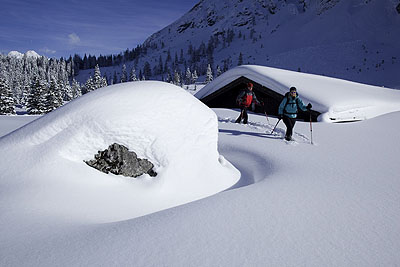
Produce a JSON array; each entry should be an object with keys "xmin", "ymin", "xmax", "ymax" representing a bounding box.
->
[
  {"xmin": 0, "ymin": 81, "xmax": 239, "ymax": 223},
  {"xmin": 196, "ymin": 65, "xmax": 400, "ymax": 122}
]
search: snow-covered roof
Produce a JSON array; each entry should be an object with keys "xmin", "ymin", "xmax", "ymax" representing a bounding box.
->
[{"xmin": 195, "ymin": 65, "xmax": 400, "ymax": 122}]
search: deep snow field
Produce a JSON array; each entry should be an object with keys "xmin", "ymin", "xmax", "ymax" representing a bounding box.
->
[{"xmin": 1, "ymin": 80, "xmax": 400, "ymax": 266}]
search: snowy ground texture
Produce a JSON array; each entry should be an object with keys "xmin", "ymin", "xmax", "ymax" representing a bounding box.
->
[{"xmin": 1, "ymin": 78, "xmax": 400, "ymax": 266}]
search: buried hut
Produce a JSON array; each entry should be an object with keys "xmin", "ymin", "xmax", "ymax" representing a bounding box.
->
[
  {"xmin": 196, "ymin": 65, "xmax": 400, "ymax": 123},
  {"xmin": 195, "ymin": 66, "xmax": 320, "ymax": 121}
]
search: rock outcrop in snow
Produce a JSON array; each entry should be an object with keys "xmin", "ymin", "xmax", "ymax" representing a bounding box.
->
[{"xmin": 85, "ymin": 143, "xmax": 157, "ymax": 178}]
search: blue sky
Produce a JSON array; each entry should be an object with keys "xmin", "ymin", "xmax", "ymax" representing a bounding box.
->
[{"xmin": 0, "ymin": 0, "xmax": 199, "ymax": 58}]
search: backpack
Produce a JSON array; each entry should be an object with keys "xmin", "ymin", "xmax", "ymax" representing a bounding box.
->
[
  {"xmin": 283, "ymin": 92, "xmax": 300, "ymax": 114},
  {"xmin": 237, "ymin": 90, "xmax": 253, "ymax": 107}
]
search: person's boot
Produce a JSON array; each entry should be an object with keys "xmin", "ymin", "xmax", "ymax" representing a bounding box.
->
[
  {"xmin": 235, "ymin": 117, "xmax": 241, "ymax": 123},
  {"xmin": 285, "ymin": 135, "xmax": 292, "ymax": 141}
]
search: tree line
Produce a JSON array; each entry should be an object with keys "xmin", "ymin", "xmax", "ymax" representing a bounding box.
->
[{"xmin": 0, "ymin": 27, "xmax": 249, "ymax": 115}]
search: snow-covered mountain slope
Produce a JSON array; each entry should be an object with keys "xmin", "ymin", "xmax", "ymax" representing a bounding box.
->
[
  {"xmin": 0, "ymin": 81, "xmax": 239, "ymax": 224},
  {"xmin": 196, "ymin": 65, "xmax": 400, "ymax": 122},
  {"xmin": 1, "ymin": 107, "xmax": 400, "ymax": 266},
  {"xmin": 138, "ymin": 0, "xmax": 400, "ymax": 87}
]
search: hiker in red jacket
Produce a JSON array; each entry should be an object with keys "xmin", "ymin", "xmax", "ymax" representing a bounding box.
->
[{"xmin": 235, "ymin": 82, "xmax": 260, "ymax": 124}]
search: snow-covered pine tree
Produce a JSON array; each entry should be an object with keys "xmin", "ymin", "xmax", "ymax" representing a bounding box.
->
[
  {"xmin": 173, "ymin": 70, "xmax": 181, "ymax": 86},
  {"xmin": 84, "ymin": 76, "xmax": 95, "ymax": 94},
  {"xmin": 185, "ymin": 68, "xmax": 192, "ymax": 85},
  {"xmin": 0, "ymin": 75, "xmax": 16, "ymax": 115},
  {"xmin": 27, "ymin": 77, "xmax": 46, "ymax": 115},
  {"xmin": 55, "ymin": 79, "xmax": 64, "ymax": 107},
  {"xmin": 205, "ymin": 64, "xmax": 213, "ymax": 83},
  {"xmin": 71, "ymin": 79, "xmax": 82, "ymax": 99},
  {"xmin": 192, "ymin": 70, "xmax": 198, "ymax": 84},
  {"xmin": 121, "ymin": 64, "xmax": 128, "ymax": 83},
  {"xmin": 60, "ymin": 80, "xmax": 73, "ymax": 102},
  {"xmin": 130, "ymin": 67, "xmax": 138, "ymax": 81},
  {"xmin": 216, "ymin": 65, "xmax": 222, "ymax": 77},
  {"xmin": 91, "ymin": 65, "xmax": 107, "ymax": 89},
  {"xmin": 101, "ymin": 76, "xmax": 108, "ymax": 88},
  {"xmin": 166, "ymin": 72, "xmax": 172, "ymax": 83},
  {"xmin": 93, "ymin": 64, "xmax": 103, "ymax": 89},
  {"xmin": 43, "ymin": 77, "xmax": 60, "ymax": 113}
]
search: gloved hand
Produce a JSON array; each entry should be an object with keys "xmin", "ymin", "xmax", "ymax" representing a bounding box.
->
[
  {"xmin": 307, "ymin": 103, "xmax": 312, "ymax": 110},
  {"xmin": 278, "ymin": 114, "xmax": 283, "ymax": 120}
]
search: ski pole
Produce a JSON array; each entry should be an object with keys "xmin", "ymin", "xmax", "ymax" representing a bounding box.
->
[
  {"xmin": 309, "ymin": 112, "xmax": 313, "ymax": 145},
  {"xmin": 270, "ymin": 119, "xmax": 281, "ymax": 134},
  {"xmin": 261, "ymin": 102, "xmax": 270, "ymax": 124}
]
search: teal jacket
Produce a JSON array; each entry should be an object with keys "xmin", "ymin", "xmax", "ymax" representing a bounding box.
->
[{"xmin": 278, "ymin": 93, "xmax": 308, "ymax": 119}]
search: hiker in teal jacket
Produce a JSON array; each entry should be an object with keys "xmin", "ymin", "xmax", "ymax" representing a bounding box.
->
[{"xmin": 278, "ymin": 87, "xmax": 312, "ymax": 141}]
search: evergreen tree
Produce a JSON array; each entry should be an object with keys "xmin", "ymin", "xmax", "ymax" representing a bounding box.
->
[
  {"xmin": 166, "ymin": 49, "xmax": 171, "ymax": 62},
  {"xmin": 157, "ymin": 55, "xmax": 163, "ymax": 75},
  {"xmin": 113, "ymin": 71, "xmax": 118, "ymax": 84},
  {"xmin": 238, "ymin": 52, "xmax": 243, "ymax": 66},
  {"xmin": 93, "ymin": 64, "xmax": 103, "ymax": 88},
  {"xmin": 27, "ymin": 77, "xmax": 46, "ymax": 114},
  {"xmin": 121, "ymin": 64, "xmax": 128, "ymax": 83},
  {"xmin": 192, "ymin": 70, "xmax": 198, "ymax": 83},
  {"xmin": 216, "ymin": 65, "xmax": 222, "ymax": 77},
  {"xmin": 166, "ymin": 72, "xmax": 172, "ymax": 83},
  {"xmin": 185, "ymin": 68, "xmax": 192, "ymax": 84},
  {"xmin": 71, "ymin": 79, "xmax": 82, "ymax": 99},
  {"xmin": 173, "ymin": 70, "xmax": 181, "ymax": 86},
  {"xmin": 84, "ymin": 76, "xmax": 95, "ymax": 93},
  {"xmin": 0, "ymin": 75, "xmax": 16, "ymax": 115},
  {"xmin": 60, "ymin": 80, "xmax": 72, "ymax": 102},
  {"xmin": 100, "ymin": 76, "xmax": 108, "ymax": 88},
  {"xmin": 174, "ymin": 52, "xmax": 179, "ymax": 66},
  {"xmin": 205, "ymin": 64, "xmax": 213, "ymax": 83},
  {"xmin": 43, "ymin": 77, "xmax": 60, "ymax": 113},
  {"xmin": 143, "ymin": 62, "xmax": 152, "ymax": 78},
  {"xmin": 130, "ymin": 67, "xmax": 138, "ymax": 81}
]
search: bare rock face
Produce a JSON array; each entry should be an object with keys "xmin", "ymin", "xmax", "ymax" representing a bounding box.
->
[{"xmin": 85, "ymin": 143, "xmax": 157, "ymax": 178}]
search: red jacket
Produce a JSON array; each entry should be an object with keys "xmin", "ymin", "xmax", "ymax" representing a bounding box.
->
[{"xmin": 236, "ymin": 89, "xmax": 259, "ymax": 108}]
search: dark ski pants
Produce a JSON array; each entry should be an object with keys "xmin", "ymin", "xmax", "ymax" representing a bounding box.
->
[
  {"xmin": 282, "ymin": 115, "xmax": 296, "ymax": 138},
  {"xmin": 235, "ymin": 107, "xmax": 248, "ymax": 124}
]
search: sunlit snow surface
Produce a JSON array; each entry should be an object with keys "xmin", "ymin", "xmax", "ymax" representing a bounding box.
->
[
  {"xmin": 0, "ymin": 81, "xmax": 239, "ymax": 224},
  {"xmin": 1, "ymin": 77, "xmax": 400, "ymax": 266}
]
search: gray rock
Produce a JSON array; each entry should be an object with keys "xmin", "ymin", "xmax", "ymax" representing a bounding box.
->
[{"xmin": 85, "ymin": 143, "xmax": 157, "ymax": 178}]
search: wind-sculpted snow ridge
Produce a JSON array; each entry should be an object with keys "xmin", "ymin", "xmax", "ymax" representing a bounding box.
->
[
  {"xmin": 196, "ymin": 65, "xmax": 400, "ymax": 122},
  {"xmin": 0, "ymin": 81, "xmax": 239, "ymax": 224}
]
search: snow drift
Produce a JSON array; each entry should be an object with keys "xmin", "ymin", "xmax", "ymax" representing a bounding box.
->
[
  {"xmin": 0, "ymin": 81, "xmax": 239, "ymax": 223},
  {"xmin": 196, "ymin": 65, "xmax": 400, "ymax": 122}
]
